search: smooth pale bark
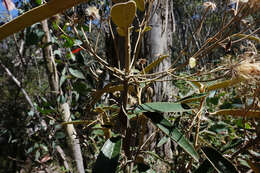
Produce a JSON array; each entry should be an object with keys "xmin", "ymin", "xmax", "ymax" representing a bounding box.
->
[
  {"xmin": 41, "ymin": 20, "xmax": 84, "ymax": 173},
  {"xmin": 143, "ymin": 0, "xmax": 175, "ymax": 160},
  {"xmin": 60, "ymin": 102, "xmax": 85, "ymax": 173}
]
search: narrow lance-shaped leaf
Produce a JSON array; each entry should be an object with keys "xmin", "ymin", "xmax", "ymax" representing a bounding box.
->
[
  {"xmin": 93, "ymin": 136, "xmax": 122, "ymax": 173},
  {"xmin": 141, "ymin": 55, "xmax": 169, "ymax": 74},
  {"xmin": 194, "ymin": 138, "xmax": 243, "ymax": 173},
  {"xmin": 210, "ymin": 109, "xmax": 260, "ymax": 119},
  {"xmin": 232, "ymin": 33, "xmax": 260, "ymax": 43},
  {"xmin": 206, "ymin": 77, "xmax": 243, "ymax": 91},
  {"xmin": 0, "ymin": 0, "xmax": 88, "ymax": 40},
  {"xmin": 144, "ymin": 112, "xmax": 199, "ymax": 161},
  {"xmin": 176, "ymin": 93, "xmax": 208, "ymax": 103},
  {"xmin": 68, "ymin": 68, "xmax": 85, "ymax": 79},
  {"xmin": 135, "ymin": 0, "xmax": 145, "ymax": 11},
  {"xmin": 134, "ymin": 102, "xmax": 192, "ymax": 114},
  {"xmin": 200, "ymin": 147, "xmax": 238, "ymax": 173}
]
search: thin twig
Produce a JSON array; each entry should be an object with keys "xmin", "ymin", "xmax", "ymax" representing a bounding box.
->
[{"xmin": 0, "ymin": 60, "xmax": 35, "ymax": 111}]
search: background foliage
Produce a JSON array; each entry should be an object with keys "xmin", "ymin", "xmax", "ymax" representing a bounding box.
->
[{"xmin": 0, "ymin": 0, "xmax": 259, "ymax": 172}]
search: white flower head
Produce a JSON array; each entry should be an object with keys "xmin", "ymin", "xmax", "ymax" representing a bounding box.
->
[
  {"xmin": 85, "ymin": 6, "xmax": 100, "ymax": 20},
  {"xmin": 203, "ymin": 2, "xmax": 217, "ymax": 11},
  {"xmin": 189, "ymin": 57, "xmax": 196, "ymax": 68}
]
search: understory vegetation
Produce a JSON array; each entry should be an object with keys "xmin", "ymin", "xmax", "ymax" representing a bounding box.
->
[{"xmin": 0, "ymin": 0, "xmax": 259, "ymax": 172}]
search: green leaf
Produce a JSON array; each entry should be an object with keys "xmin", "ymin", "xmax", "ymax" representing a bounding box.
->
[
  {"xmin": 61, "ymin": 34, "xmax": 74, "ymax": 48},
  {"xmin": 157, "ymin": 136, "xmax": 169, "ymax": 147},
  {"xmin": 0, "ymin": 0, "xmax": 89, "ymax": 41},
  {"xmin": 68, "ymin": 68, "xmax": 85, "ymax": 79},
  {"xmin": 59, "ymin": 75, "xmax": 67, "ymax": 87},
  {"xmin": 134, "ymin": 102, "xmax": 192, "ymax": 114},
  {"xmin": 141, "ymin": 55, "xmax": 169, "ymax": 74},
  {"xmin": 201, "ymin": 147, "xmax": 238, "ymax": 173},
  {"xmin": 134, "ymin": 0, "xmax": 145, "ymax": 11},
  {"xmin": 35, "ymin": 0, "xmax": 42, "ymax": 5},
  {"xmin": 176, "ymin": 93, "xmax": 208, "ymax": 103},
  {"xmin": 210, "ymin": 109, "xmax": 260, "ymax": 119},
  {"xmin": 194, "ymin": 159, "xmax": 214, "ymax": 173},
  {"xmin": 55, "ymin": 132, "xmax": 66, "ymax": 139},
  {"xmin": 206, "ymin": 78, "xmax": 243, "ymax": 91},
  {"xmin": 144, "ymin": 112, "xmax": 199, "ymax": 161},
  {"xmin": 69, "ymin": 49, "xmax": 76, "ymax": 61},
  {"xmin": 232, "ymin": 33, "xmax": 260, "ymax": 43},
  {"xmin": 220, "ymin": 138, "xmax": 243, "ymax": 153},
  {"xmin": 73, "ymin": 39, "xmax": 83, "ymax": 46},
  {"xmin": 93, "ymin": 136, "xmax": 122, "ymax": 173}
]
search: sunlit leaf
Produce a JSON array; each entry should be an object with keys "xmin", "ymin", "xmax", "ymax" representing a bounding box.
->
[
  {"xmin": 68, "ymin": 68, "xmax": 85, "ymax": 79},
  {"xmin": 232, "ymin": 33, "xmax": 260, "ymax": 43},
  {"xmin": 59, "ymin": 75, "xmax": 66, "ymax": 87},
  {"xmin": 141, "ymin": 55, "xmax": 169, "ymax": 74},
  {"xmin": 188, "ymin": 81, "xmax": 204, "ymax": 90},
  {"xmin": 135, "ymin": 0, "xmax": 145, "ymax": 11},
  {"xmin": 0, "ymin": 0, "xmax": 88, "ymax": 40},
  {"xmin": 111, "ymin": 1, "xmax": 136, "ymax": 28},
  {"xmin": 134, "ymin": 102, "xmax": 192, "ymax": 114},
  {"xmin": 62, "ymin": 34, "xmax": 74, "ymax": 48},
  {"xmin": 35, "ymin": 0, "xmax": 43, "ymax": 5},
  {"xmin": 210, "ymin": 109, "xmax": 260, "ymax": 119},
  {"xmin": 136, "ymin": 26, "xmax": 152, "ymax": 32},
  {"xmin": 69, "ymin": 49, "xmax": 76, "ymax": 61},
  {"xmin": 220, "ymin": 138, "xmax": 244, "ymax": 153},
  {"xmin": 61, "ymin": 120, "xmax": 97, "ymax": 126},
  {"xmin": 157, "ymin": 136, "xmax": 169, "ymax": 147},
  {"xmin": 176, "ymin": 93, "xmax": 208, "ymax": 103},
  {"xmin": 144, "ymin": 112, "xmax": 199, "ymax": 161},
  {"xmin": 93, "ymin": 136, "xmax": 122, "ymax": 173},
  {"xmin": 206, "ymin": 78, "xmax": 243, "ymax": 91}
]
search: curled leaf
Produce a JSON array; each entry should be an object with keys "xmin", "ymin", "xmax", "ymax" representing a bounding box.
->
[
  {"xmin": 111, "ymin": 1, "xmax": 136, "ymax": 28},
  {"xmin": 135, "ymin": 0, "xmax": 145, "ymax": 11}
]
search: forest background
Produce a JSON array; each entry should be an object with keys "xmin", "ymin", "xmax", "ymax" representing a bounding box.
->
[{"xmin": 0, "ymin": 0, "xmax": 259, "ymax": 172}]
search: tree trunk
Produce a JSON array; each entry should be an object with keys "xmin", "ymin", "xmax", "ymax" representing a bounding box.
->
[
  {"xmin": 41, "ymin": 19, "xmax": 85, "ymax": 173},
  {"xmin": 143, "ymin": 0, "xmax": 175, "ymax": 160},
  {"xmin": 106, "ymin": 0, "xmax": 176, "ymax": 167}
]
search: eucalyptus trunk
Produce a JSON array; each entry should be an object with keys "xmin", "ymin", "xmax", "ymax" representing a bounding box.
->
[
  {"xmin": 143, "ymin": 0, "xmax": 175, "ymax": 160},
  {"xmin": 41, "ymin": 20, "xmax": 85, "ymax": 173}
]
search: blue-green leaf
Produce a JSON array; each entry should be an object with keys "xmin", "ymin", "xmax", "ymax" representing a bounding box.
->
[
  {"xmin": 144, "ymin": 112, "xmax": 199, "ymax": 162},
  {"xmin": 93, "ymin": 136, "xmax": 122, "ymax": 173},
  {"xmin": 134, "ymin": 102, "xmax": 192, "ymax": 114},
  {"xmin": 200, "ymin": 147, "xmax": 238, "ymax": 173},
  {"xmin": 69, "ymin": 68, "xmax": 85, "ymax": 79}
]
